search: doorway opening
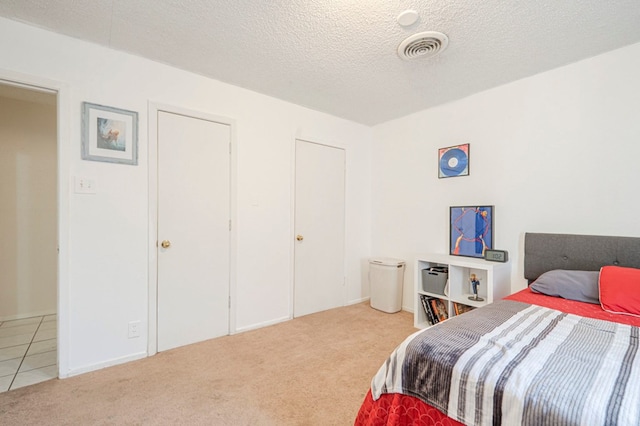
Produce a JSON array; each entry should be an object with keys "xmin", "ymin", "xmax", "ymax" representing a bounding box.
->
[{"xmin": 0, "ymin": 82, "xmax": 58, "ymax": 392}]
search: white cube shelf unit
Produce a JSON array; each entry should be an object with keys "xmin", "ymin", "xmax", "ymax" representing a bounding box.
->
[{"xmin": 414, "ymin": 254, "xmax": 511, "ymax": 328}]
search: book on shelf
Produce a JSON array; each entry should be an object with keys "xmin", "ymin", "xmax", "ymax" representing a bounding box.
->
[
  {"xmin": 431, "ymin": 298, "xmax": 448, "ymax": 322},
  {"xmin": 419, "ymin": 294, "xmax": 438, "ymax": 325},
  {"xmin": 453, "ymin": 302, "xmax": 476, "ymax": 316}
]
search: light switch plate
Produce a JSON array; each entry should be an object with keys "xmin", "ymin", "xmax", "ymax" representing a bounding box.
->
[{"xmin": 74, "ymin": 176, "xmax": 96, "ymax": 194}]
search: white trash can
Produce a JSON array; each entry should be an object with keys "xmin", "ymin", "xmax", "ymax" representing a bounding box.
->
[{"xmin": 369, "ymin": 257, "xmax": 405, "ymax": 313}]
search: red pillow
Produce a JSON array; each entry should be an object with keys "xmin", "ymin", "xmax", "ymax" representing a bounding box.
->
[{"xmin": 599, "ymin": 266, "xmax": 640, "ymax": 317}]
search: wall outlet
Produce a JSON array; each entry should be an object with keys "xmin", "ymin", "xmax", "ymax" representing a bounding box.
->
[{"xmin": 128, "ymin": 321, "xmax": 141, "ymax": 339}]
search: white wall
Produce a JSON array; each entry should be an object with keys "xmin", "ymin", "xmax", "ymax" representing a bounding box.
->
[
  {"xmin": 0, "ymin": 94, "xmax": 57, "ymax": 320},
  {"xmin": 0, "ymin": 18, "xmax": 372, "ymax": 376},
  {"xmin": 372, "ymin": 42, "xmax": 640, "ymax": 311}
]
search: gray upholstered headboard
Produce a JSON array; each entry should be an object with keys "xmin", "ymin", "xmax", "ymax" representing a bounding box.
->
[{"xmin": 524, "ymin": 232, "xmax": 640, "ymax": 284}]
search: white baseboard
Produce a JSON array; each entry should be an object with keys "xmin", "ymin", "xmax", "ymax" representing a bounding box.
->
[
  {"xmin": 232, "ymin": 315, "xmax": 290, "ymax": 334},
  {"xmin": 347, "ymin": 298, "xmax": 413, "ymax": 313},
  {"xmin": 62, "ymin": 351, "xmax": 147, "ymax": 378},
  {"xmin": 347, "ymin": 297, "xmax": 370, "ymax": 305}
]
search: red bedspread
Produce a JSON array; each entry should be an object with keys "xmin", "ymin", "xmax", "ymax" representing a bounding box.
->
[
  {"xmin": 355, "ymin": 390, "xmax": 464, "ymax": 426},
  {"xmin": 505, "ymin": 287, "xmax": 640, "ymax": 327},
  {"xmin": 355, "ymin": 288, "xmax": 640, "ymax": 426}
]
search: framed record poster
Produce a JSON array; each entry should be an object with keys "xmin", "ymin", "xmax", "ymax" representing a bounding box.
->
[
  {"xmin": 438, "ymin": 143, "xmax": 469, "ymax": 178},
  {"xmin": 450, "ymin": 205, "xmax": 493, "ymax": 258}
]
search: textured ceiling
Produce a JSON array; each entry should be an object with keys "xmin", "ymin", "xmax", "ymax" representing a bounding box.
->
[{"xmin": 1, "ymin": 1, "xmax": 640, "ymax": 125}]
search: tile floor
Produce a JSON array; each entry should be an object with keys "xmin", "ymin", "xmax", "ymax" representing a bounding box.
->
[{"xmin": 0, "ymin": 314, "xmax": 57, "ymax": 392}]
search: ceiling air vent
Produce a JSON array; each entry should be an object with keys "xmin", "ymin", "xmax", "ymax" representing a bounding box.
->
[{"xmin": 397, "ymin": 31, "xmax": 449, "ymax": 60}]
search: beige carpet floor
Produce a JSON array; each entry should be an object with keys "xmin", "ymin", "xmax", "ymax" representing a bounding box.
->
[{"xmin": 0, "ymin": 302, "xmax": 415, "ymax": 425}]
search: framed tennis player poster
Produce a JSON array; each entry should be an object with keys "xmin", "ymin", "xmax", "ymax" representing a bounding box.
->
[
  {"xmin": 438, "ymin": 143, "xmax": 469, "ymax": 178},
  {"xmin": 450, "ymin": 206, "xmax": 493, "ymax": 258}
]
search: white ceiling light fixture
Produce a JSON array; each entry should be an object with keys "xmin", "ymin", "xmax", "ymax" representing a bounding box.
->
[
  {"xmin": 397, "ymin": 31, "xmax": 449, "ymax": 60},
  {"xmin": 397, "ymin": 10, "xmax": 419, "ymax": 27}
]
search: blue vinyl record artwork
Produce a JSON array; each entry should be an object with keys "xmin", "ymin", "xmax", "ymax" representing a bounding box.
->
[
  {"xmin": 450, "ymin": 206, "xmax": 493, "ymax": 258},
  {"xmin": 439, "ymin": 144, "xmax": 469, "ymax": 178}
]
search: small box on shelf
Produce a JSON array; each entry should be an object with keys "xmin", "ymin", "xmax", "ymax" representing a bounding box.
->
[{"xmin": 421, "ymin": 266, "xmax": 448, "ymax": 295}]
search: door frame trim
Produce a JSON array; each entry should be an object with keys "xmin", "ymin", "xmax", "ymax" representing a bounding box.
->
[
  {"xmin": 0, "ymin": 68, "xmax": 71, "ymax": 378},
  {"xmin": 147, "ymin": 102, "xmax": 237, "ymax": 356},
  {"xmin": 291, "ymin": 137, "xmax": 347, "ymax": 318}
]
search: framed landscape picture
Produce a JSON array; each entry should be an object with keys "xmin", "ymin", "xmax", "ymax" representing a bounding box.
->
[
  {"xmin": 450, "ymin": 206, "xmax": 493, "ymax": 258},
  {"xmin": 82, "ymin": 102, "xmax": 138, "ymax": 165}
]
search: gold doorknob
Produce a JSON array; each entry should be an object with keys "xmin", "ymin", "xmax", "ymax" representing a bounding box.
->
[
  {"xmin": 161, "ymin": 240, "xmax": 171, "ymax": 248},
  {"xmin": 296, "ymin": 235, "xmax": 304, "ymax": 241}
]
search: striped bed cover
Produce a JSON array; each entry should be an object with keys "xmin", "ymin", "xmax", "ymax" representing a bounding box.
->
[{"xmin": 369, "ymin": 300, "xmax": 640, "ymax": 425}]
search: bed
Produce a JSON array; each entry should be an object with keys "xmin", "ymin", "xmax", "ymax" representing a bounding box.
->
[{"xmin": 355, "ymin": 233, "xmax": 640, "ymax": 426}]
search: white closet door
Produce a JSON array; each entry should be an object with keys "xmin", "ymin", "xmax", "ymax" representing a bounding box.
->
[
  {"xmin": 294, "ymin": 140, "xmax": 345, "ymax": 317},
  {"xmin": 157, "ymin": 111, "xmax": 230, "ymax": 351}
]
